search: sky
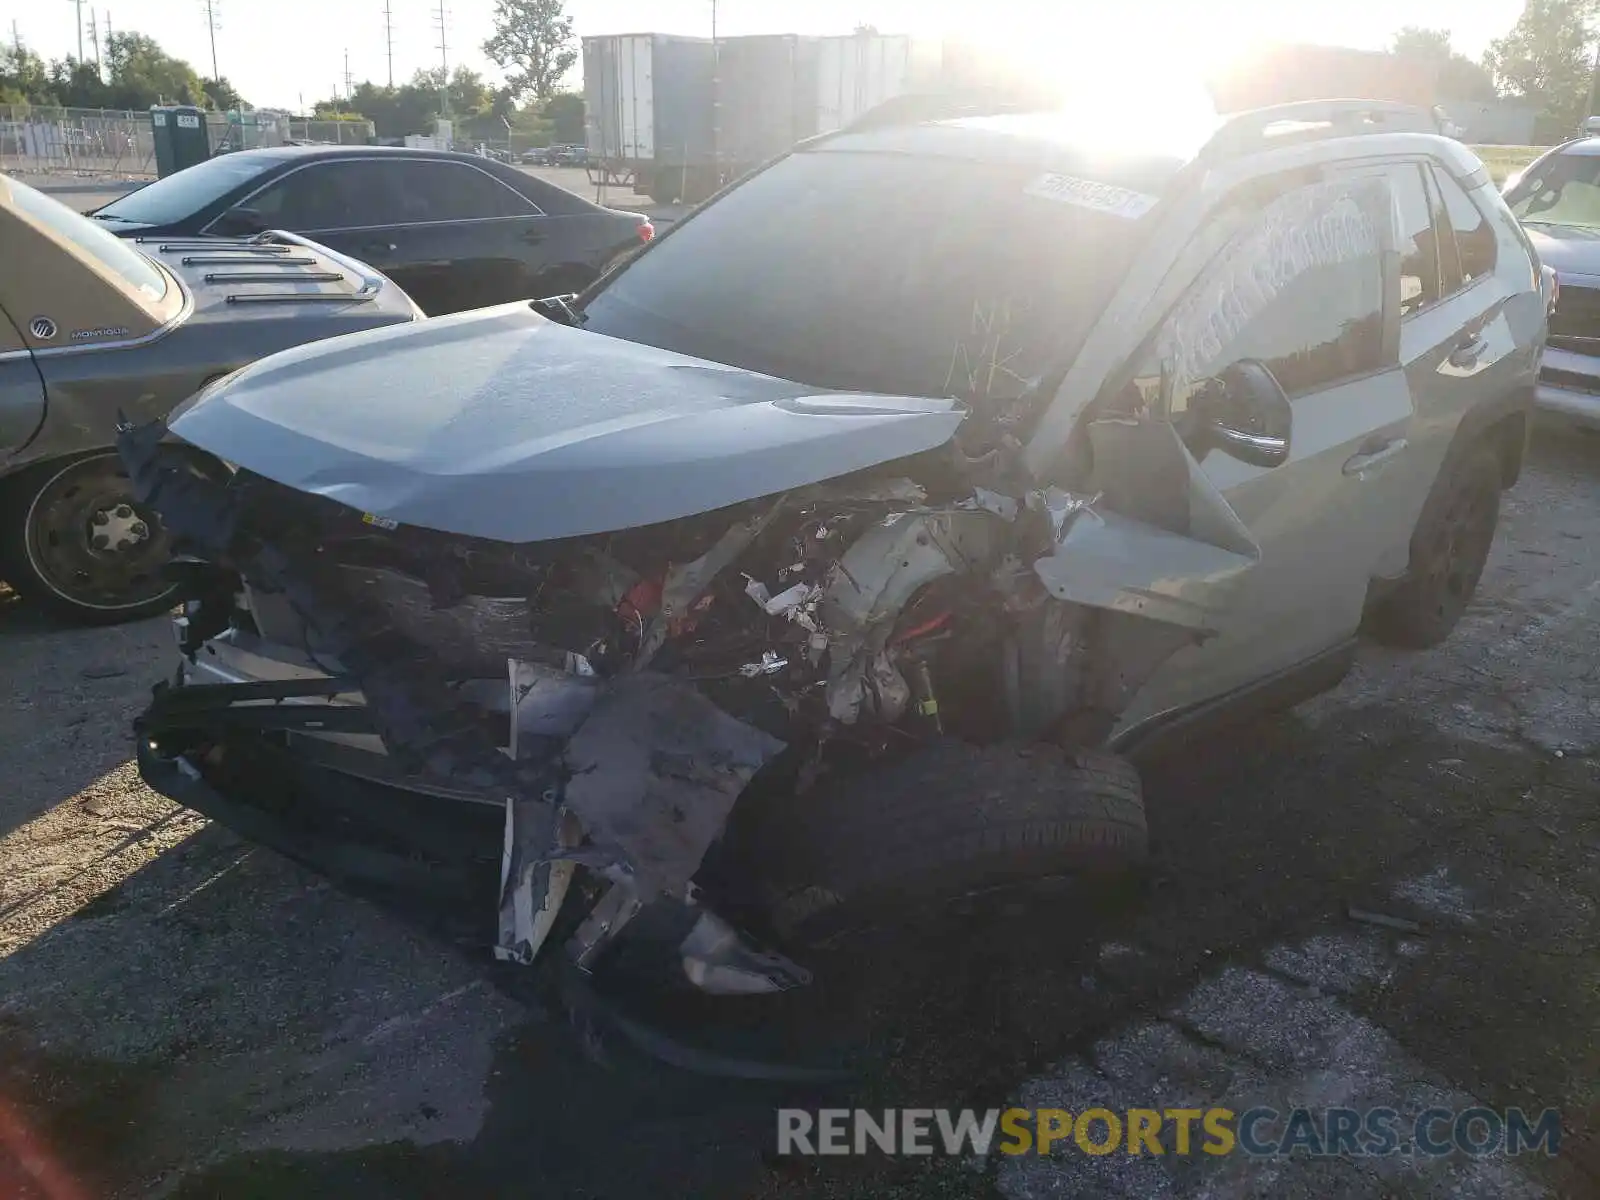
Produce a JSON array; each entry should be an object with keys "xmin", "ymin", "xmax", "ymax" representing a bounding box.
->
[{"xmin": 10, "ymin": 0, "xmax": 1530, "ymax": 112}]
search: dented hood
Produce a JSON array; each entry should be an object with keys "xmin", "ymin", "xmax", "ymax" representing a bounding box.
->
[{"xmin": 166, "ymin": 302, "xmax": 966, "ymax": 542}]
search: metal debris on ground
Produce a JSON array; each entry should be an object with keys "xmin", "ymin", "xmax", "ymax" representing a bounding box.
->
[
  {"xmin": 1346, "ymin": 906, "xmax": 1424, "ymax": 935},
  {"xmin": 739, "ymin": 651, "xmax": 789, "ymax": 678}
]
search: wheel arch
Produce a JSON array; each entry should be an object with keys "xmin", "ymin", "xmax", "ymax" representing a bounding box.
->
[{"xmin": 1446, "ymin": 385, "xmax": 1533, "ymax": 490}]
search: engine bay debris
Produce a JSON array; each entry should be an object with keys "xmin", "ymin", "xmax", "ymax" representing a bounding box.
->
[{"xmin": 118, "ymin": 402, "xmax": 1263, "ymax": 996}]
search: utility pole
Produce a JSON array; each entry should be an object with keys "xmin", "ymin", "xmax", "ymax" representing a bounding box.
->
[
  {"xmin": 343, "ymin": 48, "xmax": 353, "ymax": 97},
  {"xmin": 383, "ymin": 0, "xmax": 394, "ymax": 88},
  {"xmin": 71, "ymin": 0, "xmax": 84, "ymax": 62},
  {"xmin": 87, "ymin": 8, "xmax": 100, "ymax": 77},
  {"xmin": 433, "ymin": 0, "xmax": 449, "ymax": 116},
  {"xmin": 103, "ymin": 11, "xmax": 112, "ymax": 62},
  {"xmin": 710, "ymin": 0, "xmax": 720, "ymax": 185},
  {"xmin": 202, "ymin": 0, "xmax": 221, "ymax": 82},
  {"xmin": 12, "ymin": 19, "xmax": 22, "ymax": 55},
  {"xmin": 1589, "ymin": 38, "xmax": 1600, "ymax": 122}
]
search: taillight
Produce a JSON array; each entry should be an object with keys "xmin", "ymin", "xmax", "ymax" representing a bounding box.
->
[{"xmin": 637, "ymin": 221, "xmax": 655, "ymax": 244}]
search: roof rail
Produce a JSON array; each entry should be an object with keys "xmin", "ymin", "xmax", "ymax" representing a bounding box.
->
[{"xmin": 1198, "ymin": 99, "xmax": 1440, "ymax": 165}]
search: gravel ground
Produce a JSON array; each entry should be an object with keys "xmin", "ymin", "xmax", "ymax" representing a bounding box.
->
[{"xmin": 0, "ymin": 427, "xmax": 1596, "ymax": 1199}]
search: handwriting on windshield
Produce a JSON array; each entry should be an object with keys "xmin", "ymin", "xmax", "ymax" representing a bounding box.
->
[{"xmin": 945, "ymin": 297, "xmax": 1029, "ymax": 403}]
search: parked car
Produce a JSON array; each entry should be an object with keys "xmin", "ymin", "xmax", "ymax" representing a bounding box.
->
[
  {"xmin": 545, "ymin": 143, "xmax": 588, "ymax": 167},
  {"xmin": 87, "ymin": 146, "xmax": 653, "ymax": 316},
  {"xmin": 122, "ymin": 99, "xmax": 1541, "ymax": 1019},
  {"xmin": 0, "ymin": 172, "xmax": 421, "ymax": 623},
  {"xmin": 1502, "ymin": 137, "xmax": 1600, "ymax": 429}
]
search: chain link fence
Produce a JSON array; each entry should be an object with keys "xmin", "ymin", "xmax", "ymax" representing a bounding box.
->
[{"xmin": 0, "ymin": 106, "xmax": 375, "ymax": 177}]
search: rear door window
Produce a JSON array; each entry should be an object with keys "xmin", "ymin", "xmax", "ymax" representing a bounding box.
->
[
  {"xmin": 393, "ymin": 160, "xmax": 540, "ymax": 221},
  {"xmin": 1431, "ymin": 168, "xmax": 1496, "ymax": 290},
  {"xmin": 1390, "ymin": 164, "xmax": 1441, "ymax": 317}
]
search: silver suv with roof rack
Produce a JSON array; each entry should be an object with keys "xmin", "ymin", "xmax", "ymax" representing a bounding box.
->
[{"xmin": 118, "ymin": 97, "xmax": 1545, "ymax": 1030}]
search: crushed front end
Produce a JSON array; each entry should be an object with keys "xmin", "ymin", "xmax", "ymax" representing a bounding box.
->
[
  {"xmin": 120, "ymin": 377, "xmax": 1261, "ymax": 1009},
  {"xmin": 122, "ymin": 418, "xmax": 1028, "ymax": 992}
]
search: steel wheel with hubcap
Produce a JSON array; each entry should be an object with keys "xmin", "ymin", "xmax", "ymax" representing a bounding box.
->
[{"xmin": 1, "ymin": 453, "xmax": 178, "ymax": 624}]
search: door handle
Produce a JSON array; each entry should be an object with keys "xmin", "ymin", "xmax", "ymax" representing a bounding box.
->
[
  {"xmin": 520, "ymin": 228, "xmax": 547, "ymax": 245},
  {"xmin": 361, "ymin": 240, "xmax": 397, "ymax": 256},
  {"xmin": 1448, "ymin": 334, "xmax": 1488, "ymax": 370},
  {"xmin": 1343, "ymin": 437, "xmax": 1409, "ymax": 476}
]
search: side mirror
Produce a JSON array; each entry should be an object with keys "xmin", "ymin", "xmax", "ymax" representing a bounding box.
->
[
  {"xmin": 213, "ymin": 206, "xmax": 265, "ymax": 236},
  {"xmin": 1192, "ymin": 359, "xmax": 1292, "ymax": 468}
]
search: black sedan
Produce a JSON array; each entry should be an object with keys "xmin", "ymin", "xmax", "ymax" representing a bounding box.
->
[{"xmin": 88, "ymin": 146, "xmax": 653, "ymax": 316}]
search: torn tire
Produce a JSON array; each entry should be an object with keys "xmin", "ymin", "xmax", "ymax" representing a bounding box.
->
[
  {"xmin": 1365, "ymin": 442, "xmax": 1501, "ymax": 650},
  {"xmin": 741, "ymin": 740, "xmax": 1148, "ymax": 944}
]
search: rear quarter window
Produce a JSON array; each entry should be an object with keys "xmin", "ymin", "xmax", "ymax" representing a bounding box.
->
[
  {"xmin": 10, "ymin": 178, "xmax": 169, "ymax": 303},
  {"xmin": 1433, "ymin": 169, "xmax": 1497, "ymax": 288}
]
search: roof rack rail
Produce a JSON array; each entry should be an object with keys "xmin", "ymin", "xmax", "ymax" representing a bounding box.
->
[
  {"xmin": 842, "ymin": 85, "xmax": 1060, "ymax": 133},
  {"xmin": 1198, "ymin": 99, "xmax": 1439, "ymax": 165}
]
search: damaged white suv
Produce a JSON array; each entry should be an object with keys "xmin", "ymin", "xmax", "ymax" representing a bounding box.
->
[{"xmin": 122, "ymin": 99, "xmax": 1544, "ymax": 1002}]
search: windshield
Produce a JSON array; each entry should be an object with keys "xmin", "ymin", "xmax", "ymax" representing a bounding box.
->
[
  {"xmin": 579, "ymin": 149, "xmax": 1150, "ymax": 400},
  {"xmin": 9, "ymin": 176, "xmax": 169, "ymax": 302},
  {"xmin": 1505, "ymin": 151, "xmax": 1600, "ymax": 228},
  {"xmin": 95, "ymin": 151, "xmax": 282, "ymax": 225}
]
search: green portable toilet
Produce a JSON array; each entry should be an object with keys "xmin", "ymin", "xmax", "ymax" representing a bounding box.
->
[{"xmin": 149, "ymin": 105, "xmax": 211, "ymax": 177}]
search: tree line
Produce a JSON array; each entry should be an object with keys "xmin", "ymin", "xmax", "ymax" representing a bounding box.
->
[
  {"xmin": 309, "ymin": 0, "xmax": 581, "ymax": 144},
  {"xmin": 1395, "ymin": 0, "xmax": 1600, "ymax": 135},
  {"xmin": 1, "ymin": 31, "xmax": 243, "ymax": 111},
  {"xmin": 5, "ymin": 0, "xmax": 1600, "ymax": 141}
]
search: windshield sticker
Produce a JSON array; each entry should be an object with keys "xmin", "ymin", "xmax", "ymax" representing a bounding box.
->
[
  {"xmin": 1024, "ymin": 173, "xmax": 1160, "ymax": 220},
  {"xmin": 28, "ymin": 316, "xmax": 57, "ymax": 340}
]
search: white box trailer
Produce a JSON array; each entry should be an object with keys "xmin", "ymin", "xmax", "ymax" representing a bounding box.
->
[
  {"xmin": 814, "ymin": 34, "xmax": 941, "ymax": 133},
  {"xmin": 584, "ymin": 33, "xmax": 716, "ymax": 202}
]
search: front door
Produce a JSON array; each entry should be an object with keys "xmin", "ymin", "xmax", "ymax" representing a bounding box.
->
[{"xmin": 1109, "ymin": 175, "xmax": 1416, "ymax": 733}]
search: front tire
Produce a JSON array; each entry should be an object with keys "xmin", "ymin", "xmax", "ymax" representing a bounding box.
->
[
  {"xmin": 738, "ymin": 741, "xmax": 1148, "ymax": 945},
  {"xmin": 0, "ymin": 453, "xmax": 178, "ymax": 625},
  {"xmin": 1366, "ymin": 442, "xmax": 1502, "ymax": 649}
]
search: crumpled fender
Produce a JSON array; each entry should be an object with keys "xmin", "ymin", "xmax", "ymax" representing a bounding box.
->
[{"xmin": 1032, "ymin": 418, "xmax": 1260, "ymax": 632}]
